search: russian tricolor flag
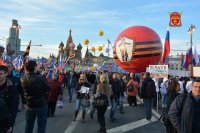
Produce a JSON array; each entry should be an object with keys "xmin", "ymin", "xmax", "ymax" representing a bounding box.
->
[
  {"xmin": 183, "ymin": 48, "xmax": 190, "ymax": 70},
  {"xmin": 162, "ymin": 30, "xmax": 170, "ymax": 65},
  {"xmin": 188, "ymin": 44, "xmax": 193, "ymax": 63},
  {"xmin": 193, "ymin": 45, "xmax": 199, "ymax": 66}
]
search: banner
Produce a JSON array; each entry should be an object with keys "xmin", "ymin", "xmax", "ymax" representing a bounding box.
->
[
  {"xmin": 101, "ymin": 62, "xmax": 117, "ymax": 72},
  {"xmin": 193, "ymin": 67, "xmax": 200, "ymax": 77},
  {"xmin": 149, "ymin": 65, "xmax": 168, "ymax": 78}
]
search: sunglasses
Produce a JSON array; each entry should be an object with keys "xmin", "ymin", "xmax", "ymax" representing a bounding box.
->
[{"xmin": 80, "ymin": 79, "xmax": 84, "ymax": 80}]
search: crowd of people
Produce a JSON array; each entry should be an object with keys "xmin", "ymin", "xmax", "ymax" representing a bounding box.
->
[{"xmin": 0, "ymin": 60, "xmax": 200, "ymax": 133}]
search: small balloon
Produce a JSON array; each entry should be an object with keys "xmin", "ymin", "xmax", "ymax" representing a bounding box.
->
[
  {"xmin": 98, "ymin": 46, "xmax": 102, "ymax": 51},
  {"xmin": 84, "ymin": 39, "xmax": 89, "ymax": 45},
  {"xmin": 91, "ymin": 47, "xmax": 95, "ymax": 52},
  {"xmin": 99, "ymin": 30, "xmax": 104, "ymax": 36}
]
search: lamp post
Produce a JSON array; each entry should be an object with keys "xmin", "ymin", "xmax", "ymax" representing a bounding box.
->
[
  {"xmin": 188, "ymin": 24, "xmax": 196, "ymax": 77},
  {"xmin": 13, "ymin": 24, "xmax": 21, "ymax": 56},
  {"xmin": 107, "ymin": 39, "xmax": 111, "ymax": 57}
]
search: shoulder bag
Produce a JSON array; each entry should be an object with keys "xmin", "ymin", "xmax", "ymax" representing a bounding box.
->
[{"xmin": 81, "ymin": 95, "xmax": 90, "ymax": 107}]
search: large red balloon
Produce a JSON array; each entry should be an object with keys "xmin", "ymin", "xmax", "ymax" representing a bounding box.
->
[{"xmin": 113, "ymin": 26, "xmax": 162, "ymax": 73}]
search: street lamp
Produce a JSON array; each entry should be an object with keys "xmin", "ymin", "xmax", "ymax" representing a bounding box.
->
[
  {"xmin": 188, "ymin": 24, "xmax": 196, "ymax": 77},
  {"xmin": 13, "ymin": 24, "xmax": 21, "ymax": 56},
  {"xmin": 188, "ymin": 24, "xmax": 196, "ymax": 46}
]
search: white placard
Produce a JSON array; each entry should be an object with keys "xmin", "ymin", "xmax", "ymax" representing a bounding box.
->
[
  {"xmin": 79, "ymin": 86, "xmax": 90, "ymax": 94},
  {"xmin": 194, "ymin": 67, "xmax": 200, "ymax": 77},
  {"xmin": 149, "ymin": 65, "xmax": 168, "ymax": 78}
]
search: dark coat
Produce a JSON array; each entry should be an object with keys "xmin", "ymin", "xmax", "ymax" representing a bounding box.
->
[
  {"xmin": 67, "ymin": 76, "xmax": 77, "ymax": 89},
  {"xmin": 75, "ymin": 82, "xmax": 91, "ymax": 99},
  {"xmin": 140, "ymin": 76, "xmax": 156, "ymax": 99},
  {"xmin": 168, "ymin": 93, "xmax": 200, "ymax": 133},
  {"xmin": 7, "ymin": 74, "xmax": 26, "ymax": 104},
  {"xmin": 48, "ymin": 80, "xmax": 62, "ymax": 102},
  {"xmin": 119, "ymin": 79, "xmax": 126, "ymax": 93},
  {"xmin": 0, "ymin": 79, "xmax": 19, "ymax": 126},
  {"xmin": 87, "ymin": 74, "xmax": 96, "ymax": 84},
  {"xmin": 109, "ymin": 78, "xmax": 124, "ymax": 98},
  {"xmin": 20, "ymin": 72, "xmax": 51, "ymax": 108},
  {"xmin": 0, "ymin": 98, "xmax": 12, "ymax": 132}
]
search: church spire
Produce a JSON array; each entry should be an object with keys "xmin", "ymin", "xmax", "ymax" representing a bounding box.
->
[
  {"xmin": 84, "ymin": 46, "xmax": 90, "ymax": 59},
  {"xmin": 66, "ymin": 29, "xmax": 73, "ymax": 57}
]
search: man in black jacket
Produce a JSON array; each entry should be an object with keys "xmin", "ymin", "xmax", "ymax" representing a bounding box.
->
[
  {"xmin": 140, "ymin": 72, "xmax": 156, "ymax": 121},
  {"xmin": 20, "ymin": 60, "xmax": 51, "ymax": 133},
  {"xmin": 109, "ymin": 73, "xmax": 124, "ymax": 122},
  {"xmin": 4, "ymin": 62, "xmax": 26, "ymax": 111},
  {"xmin": 0, "ymin": 98, "xmax": 12, "ymax": 133},
  {"xmin": 0, "ymin": 65, "xmax": 19, "ymax": 132}
]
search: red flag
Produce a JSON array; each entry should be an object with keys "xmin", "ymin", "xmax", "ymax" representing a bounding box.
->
[
  {"xmin": 181, "ymin": 52, "xmax": 184, "ymax": 68},
  {"xmin": 162, "ymin": 30, "xmax": 170, "ymax": 65}
]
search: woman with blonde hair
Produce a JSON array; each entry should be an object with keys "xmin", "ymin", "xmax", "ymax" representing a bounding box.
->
[
  {"xmin": 73, "ymin": 75, "xmax": 91, "ymax": 123},
  {"xmin": 94, "ymin": 74, "xmax": 113, "ymax": 133}
]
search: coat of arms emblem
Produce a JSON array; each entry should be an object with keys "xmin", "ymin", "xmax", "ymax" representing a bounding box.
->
[{"xmin": 168, "ymin": 12, "xmax": 183, "ymax": 27}]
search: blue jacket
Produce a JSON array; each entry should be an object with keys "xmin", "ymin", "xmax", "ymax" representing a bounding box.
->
[
  {"xmin": 67, "ymin": 76, "xmax": 77, "ymax": 88},
  {"xmin": 168, "ymin": 93, "xmax": 200, "ymax": 133}
]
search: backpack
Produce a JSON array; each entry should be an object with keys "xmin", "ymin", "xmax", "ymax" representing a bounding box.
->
[
  {"xmin": 127, "ymin": 83, "xmax": 134, "ymax": 92},
  {"xmin": 145, "ymin": 81, "xmax": 156, "ymax": 98},
  {"xmin": 175, "ymin": 82, "xmax": 180, "ymax": 92}
]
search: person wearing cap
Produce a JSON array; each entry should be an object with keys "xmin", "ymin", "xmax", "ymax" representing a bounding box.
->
[{"xmin": 160, "ymin": 78, "xmax": 169, "ymax": 108}]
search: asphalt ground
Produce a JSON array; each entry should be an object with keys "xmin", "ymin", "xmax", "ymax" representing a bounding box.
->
[{"xmin": 14, "ymin": 88, "xmax": 167, "ymax": 133}]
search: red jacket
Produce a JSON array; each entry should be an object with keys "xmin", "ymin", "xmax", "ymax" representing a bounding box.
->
[
  {"xmin": 126, "ymin": 79, "xmax": 139, "ymax": 96},
  {"xmin": 48, "ymin": 80, "xmax": 62, "ymax": 102},
  {"xmin": 58, "ymin": 73, "xmax": 66, "ymax": 84}
]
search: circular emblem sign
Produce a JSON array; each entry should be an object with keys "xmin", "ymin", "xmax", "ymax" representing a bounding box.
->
[{"xmin": 113, "ymin": 26, "xmax": 163, "ymax": 73}]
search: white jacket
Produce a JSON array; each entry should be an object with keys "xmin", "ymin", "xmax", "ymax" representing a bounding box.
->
[{"xmin": 160, "ymin": 82, "xmax": 168, "ymax": 95}]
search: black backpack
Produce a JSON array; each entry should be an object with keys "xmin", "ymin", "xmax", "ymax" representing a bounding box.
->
[
  {"xmin": 127, "ymin": 83, "xmax": 134, "ymax": 92},
  {"xmin": 145, "ymin": 81, "xmax": 156, "ymax": 98}
]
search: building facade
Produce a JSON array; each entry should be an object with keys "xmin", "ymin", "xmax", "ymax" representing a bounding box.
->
[
  {"xmin": 6, "ymin": 19, "xmax": 23, "ymax": 55},
  {"xmin": 168, "ymin": 54, "xmax": 200, "ymax": 70}
]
